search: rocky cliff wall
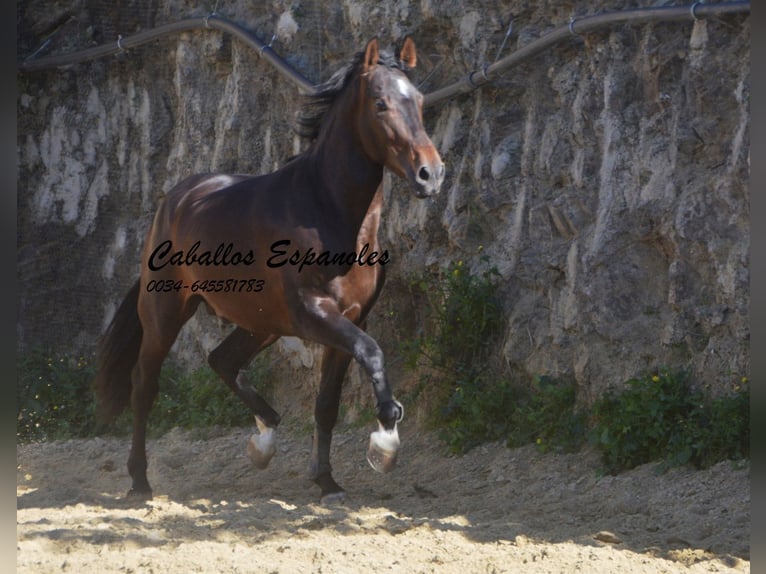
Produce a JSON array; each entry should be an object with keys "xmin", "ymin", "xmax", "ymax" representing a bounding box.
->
[{"xmin": 17, "ymin": 0, "xmax": 749, "ymax": 415}]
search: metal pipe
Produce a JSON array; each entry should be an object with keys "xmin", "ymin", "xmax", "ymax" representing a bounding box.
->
[
  {"xmin": 18, "ymin": 2, "xmax": 749, "ymax": 104},
  {"xmin": 423, "ymin": 1, "xmax": 750, "ymax": 106},
  {"xmin": 18, "ymin": 14, "xmax": 316, "ymax": 94}
]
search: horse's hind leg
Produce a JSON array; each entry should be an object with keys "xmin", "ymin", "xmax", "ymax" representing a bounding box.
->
[
  {"xmin": 126, "ymin": 339, "xmax": 167, "ymax": 499},
  {"xmin": 208, "ymin": 327, "xmax": 280, "ymax": 468},
  {"xmin": 309, "ymin": 346, "xmax": 353, "ymax": 504},
  {"xmin": 127, "ymin": 290, "xmax": 198, "ymax": 500}
]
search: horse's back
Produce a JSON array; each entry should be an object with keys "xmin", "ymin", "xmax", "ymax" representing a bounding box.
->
[{"xmin": 165, "ymin": 173, "xmax": 254, "ymax": 209}]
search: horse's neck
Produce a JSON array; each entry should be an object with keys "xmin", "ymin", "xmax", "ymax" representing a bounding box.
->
[{"xmin": 309, "ymin": 92, "xmax": 384, "ymax": 236}]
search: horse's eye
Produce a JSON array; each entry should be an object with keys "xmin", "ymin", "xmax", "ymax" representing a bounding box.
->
[{"xmin": 375, "ymin": 99, "xmax": 388, "ymax": 112}]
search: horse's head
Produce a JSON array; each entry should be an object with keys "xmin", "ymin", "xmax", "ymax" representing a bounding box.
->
[{"xmin": 356, "ymin": 38, "xmax": 445, "ymax": 198}]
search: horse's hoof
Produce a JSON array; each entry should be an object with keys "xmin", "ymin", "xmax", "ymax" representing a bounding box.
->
[
  {"xmin": 367, "ymin": 422, "xmax": 400, "ymax": 474},
  {"xmin": 126, "ymin": 487, "xmax": 153, "ymax": 502},
  {"xmin": 247, "ymin": 415, "xmax": 277, "ymax": 469},
  {"xmin": 320, "ymin": 490, "xmax": 347, "ymax": 506}
]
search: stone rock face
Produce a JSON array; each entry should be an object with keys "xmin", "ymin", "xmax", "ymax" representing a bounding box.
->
[{"xmin": 17, "ymin": 1, "xmax": 749, "ymax": 411}]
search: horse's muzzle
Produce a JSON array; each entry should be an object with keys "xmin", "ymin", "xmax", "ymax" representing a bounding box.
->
[{"xmin": 413, "ymin": 160, "xmax": 445, "ymax": 197}]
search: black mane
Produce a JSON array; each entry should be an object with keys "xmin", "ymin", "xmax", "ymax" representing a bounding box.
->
[{"xmin": 294, "ymin": 46, "xmax": 411, "ymax": 140}]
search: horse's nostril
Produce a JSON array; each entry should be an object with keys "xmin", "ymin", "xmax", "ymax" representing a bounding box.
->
[{"xmin": 417, "ymin": 166, "xmax": 431, "ymax": 182}]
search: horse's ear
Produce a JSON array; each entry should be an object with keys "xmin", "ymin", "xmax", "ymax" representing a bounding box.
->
[
  {"xmin": 399, "ymin": 36, "xmax": 417, "ymax": 69},
  {"xmin": 363, "ymin": 37, "xmax": 380, "ymax": 73}
]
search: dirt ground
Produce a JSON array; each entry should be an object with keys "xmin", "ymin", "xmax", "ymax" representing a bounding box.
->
[{"xmin": 17, "ymin": 421, "xmax": 750, "ymax": 573}]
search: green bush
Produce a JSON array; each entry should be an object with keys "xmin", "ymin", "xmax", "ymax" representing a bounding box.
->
[
  {"xmin": 432, "ymin": 258, "xmax": 504, "ymax": 368},
  {"xmin": 19, "ymin": 339, "xmax": 749, "ymax": 477},
  {"xmin": 402, "ymin": 260, "xmax": 748, "ymax": 470},
  {"xmin": 440, "ymin": 374, "xmax": 524, "ymax": 453},
  {"xmin": 440, "ymin": 374, "xmax": 587, "ymax": 455},
  {"xmin": 510, "ymin": 375, "xmax": 587, "ymax": 454},
  {"xmin": 150, "ymin": 362, "xmax": 263, "ymax": 436},
  {"xmin": 404, "ymin": 257, "xmax": 587, "ymax": 454},
  {"xmin": 405, "ymin": 257, "xmax": 506, "ymax": 452},
  {"xmin": 17, "ymin": 349, "xmax": 269, "ymax": 443},
  {"xmin": 405, "ymin": 257, "xmax": 503, "ymax": 371},
  {"xmin": 17, "ymin": 350, "xmax": 100, "ymax": 442},
  {"xmin": 589, "ymin": 369, "xmax": 749, "ymax": 474}
]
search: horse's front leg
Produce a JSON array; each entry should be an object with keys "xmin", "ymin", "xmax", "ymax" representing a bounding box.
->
[
  {"xmin": 299, "ymin": 299, "xmax": 404, "ymax": 495},
  {"xmin": 309, "ymin": 346, "xmax": 353, "ymax": 504},
  {"xmin": 331, "ymin": 326, "xmax": 403, "ymax": 473},
  {"xmin": 354, "ymin": 334, "xmax": 404, "ymax": 475}
]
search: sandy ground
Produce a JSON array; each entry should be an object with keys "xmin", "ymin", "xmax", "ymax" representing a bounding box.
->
[{"xmin": 17, "ymin": 422, "xmax": 750, "ymax": 573}]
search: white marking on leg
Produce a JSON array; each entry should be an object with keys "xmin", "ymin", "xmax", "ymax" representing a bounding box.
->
[
  {"xmin": 247, "ymin": 415, "xmax": 277, "ymax": 469},
  {"xmin": 370, "ymin": 421, "xmax": 400, "ymax": 451},
  {"xmin": 367, "ymin": 421, "xmax": 400, "ymax": 473}
]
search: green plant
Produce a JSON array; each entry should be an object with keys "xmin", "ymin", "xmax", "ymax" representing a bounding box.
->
[
  {"xmin": 17, "ymin": 350, "xmax": 100, "ymax": 442},
  {"xmin": 668, "ymin": 377, "xmax": 749, "ymax": 470},
  {"xmin": 511, "ymin": 375, "xmax": 587, "ymax": 454},
  {"xmin": 404, "ymin": 256, "xmax": 585, "ymax": 454},
  {"xmin": 589, "ymin": 369, "xmax": 749, "ymax": 474},
  {"xmin": 17, "ymin": 349, "xmax": 271, "ymax": 443},
  {"xmin": 432, "ymin": 258, "xmax": 504, "ymax": 368},
  {"xmin": 439, "ymin": 374, "xmax": 524, "ymax": 453},
  {"xmin": 149, "ymin": 359, "xmax": 270, "ymax": 436},
  {"xmin": 404, "ymin": 257, "xmax": 504, "ymax": 448}
]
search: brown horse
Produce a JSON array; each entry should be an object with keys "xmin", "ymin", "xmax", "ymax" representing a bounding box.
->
[{"xmin": 94, "ymin": 37, "xmax": 445, "ymax": 503}]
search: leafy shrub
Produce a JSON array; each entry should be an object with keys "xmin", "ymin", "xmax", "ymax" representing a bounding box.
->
[
  {"xmin": 404, "ymin": 257, "xmax": 503, "ymax": 370},
  {"xmin": 404, "ymin": 257, "xmax": 505, "ymax": 452},
  {"xmin": 17, "ymin": 349, "xmax": 270, "ymax": 443},
  {"xmin": 402, "ymin": 260, "xmax": 747, "ymax": 470},
  {"xmin": 431, "ymin": 259, "xmax": 504, "ymax": 368},
  {"xmin": 440, "ymin": 375, "xmax": 524, "ymax": 453},
  {"xmin": 17, "ymin": 350, "xmax": 100, "ymax": 442},
  {"xmin": 589, "ymin": 369, "xmax": 749, "ymax": 474},
  {"xmin": 404, "ymin": 257, "xmax": 587, "ymax": 454},
  {"xmin": 683, "ymin": 379, "xmax": 749, "ymax": 468},
  {"xmin": 440, "ymin": 374, "xmax": 587, "ymax": 455},
  {"xmin": 150, "ymin": 362, "xmax": 265, "ymax": 436},
  {"xmin": 510, "ymin": 375, "xmax": 587, "ymax": 454}
]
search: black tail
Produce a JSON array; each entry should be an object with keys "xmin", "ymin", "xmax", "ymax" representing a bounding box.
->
[{"xmin": 93, "ymin": 280, "xmax": 143, "ymax": 424}]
